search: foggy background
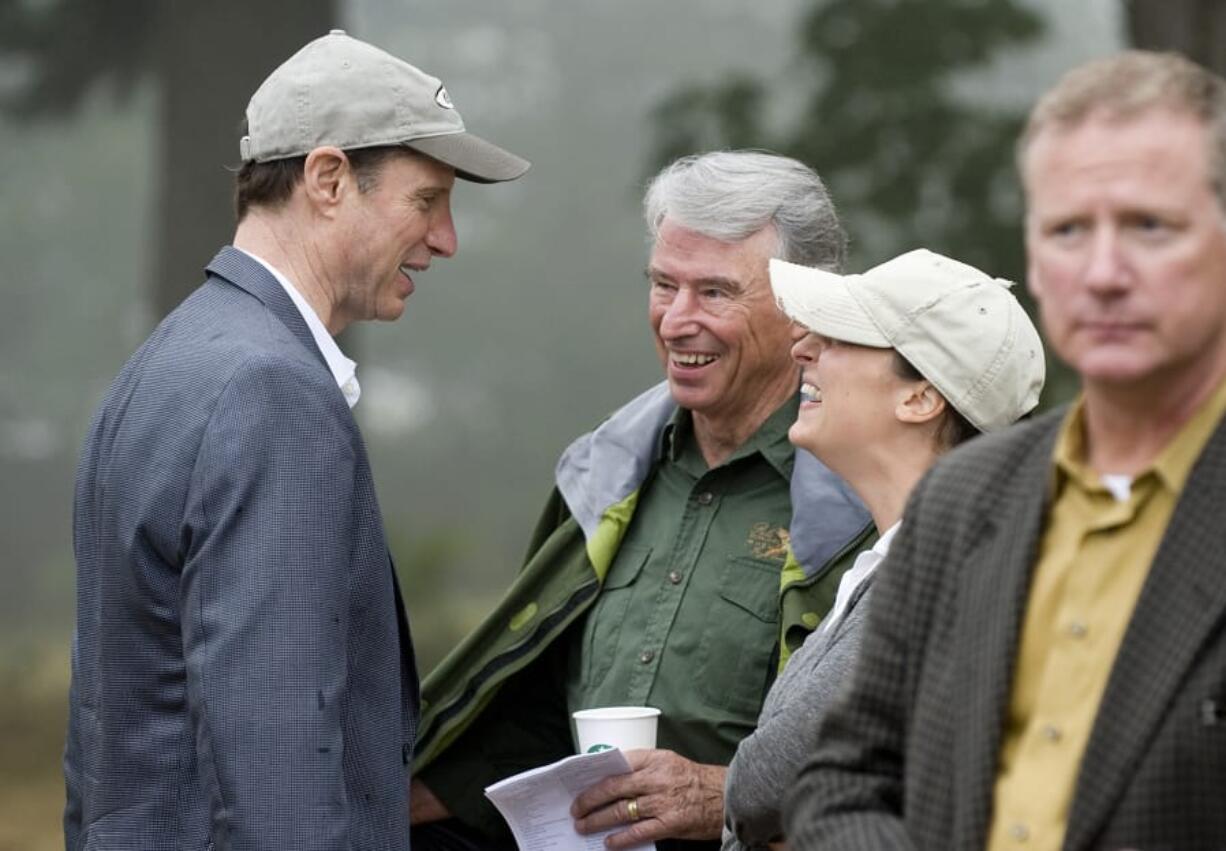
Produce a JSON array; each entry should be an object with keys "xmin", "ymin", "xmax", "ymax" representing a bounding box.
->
[{"xmin": 4, "ymin": 0, "xmax": 1211, "ymax": 845}]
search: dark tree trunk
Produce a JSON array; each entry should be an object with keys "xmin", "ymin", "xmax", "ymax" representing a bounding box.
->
[
  {"xmin": 152, "ymin": 0, "xmax": 335, "ymax": 318},
  {"xmin": 1126, "ymin": 0, "xmax": 1226, "ymax": 76}
]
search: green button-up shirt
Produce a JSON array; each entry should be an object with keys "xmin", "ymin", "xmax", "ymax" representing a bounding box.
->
[{"xmin": 566, "ymin": 397, "xmax": 797, "ymax": 766}]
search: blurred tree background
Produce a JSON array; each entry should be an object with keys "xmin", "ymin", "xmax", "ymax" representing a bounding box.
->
[
  {"xmin": 651, "ymin": 0, "xmax": 1042, "ymax": 274},
  {"xmin": 0, "ymin": 0, "xmax": 337, "ymax": 314},
  {"xmin": 0, "ymin": 0, "xmax": 1170, "ymax": 846},
  {"xmin": 648, "ymin": 0, "xmax": 1068, "ymax": 396},
  {"xmin": 1125, "ymin": 0, "xmax": 1226, "ymax": 74}
]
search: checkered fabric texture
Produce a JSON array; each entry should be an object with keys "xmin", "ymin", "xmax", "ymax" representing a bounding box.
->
[{"xmin": 784, "ymin": 408, "xmax": 1226, "ymax": 850}]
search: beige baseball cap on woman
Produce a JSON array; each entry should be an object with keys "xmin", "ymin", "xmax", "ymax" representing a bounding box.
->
[
  {"xmin": 240, "ymin": 30, "xmax": 529, "ymax": 183},
  {"xmin": 769, "ymin": 249, "xmax": 1045, "ymax": 433}
]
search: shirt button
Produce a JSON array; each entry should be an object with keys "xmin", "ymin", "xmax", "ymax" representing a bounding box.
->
[
  {"xmin": 1068, "ymin": 621, "xmax": 1088, "ymax": 639},
  {"xmin": 639, "ymin": 649, "xmax": 655, "ymax": 664},
  {"xmin": 696, "ymin": 491, "xmax": 714, "ymax": 506},
  {"xmin": 1009, "ymin": 823, "xmax": 1029, "ymax": 842},
  {"xmin": 1041, "ymin": 724, "xmax": 1063, "ymax": 742},
  {"xmin": 667, "ymin": 570, "xmax": 683, "ymax": 585}
]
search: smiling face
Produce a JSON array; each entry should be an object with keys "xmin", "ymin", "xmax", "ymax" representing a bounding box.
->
[
  {"xmin": 647, "ymin": 219, "xmax": 797, "ymax": 430},
  {"xmin": 787, "ymin": 328, "xmax": 916, "ymax": 468},
  {"xmin": 1023, "ymin": 107, "xmax": 1226, "ymax": 400},
  {"xmin": 333, "ymin": 149, "xmax": 458, "ymax": 326}
]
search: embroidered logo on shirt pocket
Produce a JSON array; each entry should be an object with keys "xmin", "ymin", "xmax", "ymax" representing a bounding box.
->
[{"xmin": 747, "ymin": 522, "xmax": 790, "ymax": 561}]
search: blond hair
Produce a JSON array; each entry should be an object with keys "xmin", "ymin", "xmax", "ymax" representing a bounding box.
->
[{"xmin": 1018, "ymin": 50, "xmax": 1226, "ymax": 206}]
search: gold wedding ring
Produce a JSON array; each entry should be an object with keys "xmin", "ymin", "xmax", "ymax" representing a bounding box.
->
[{"xmin": 627, "ymin": 797, "xmax": 641, "ymax": 821}]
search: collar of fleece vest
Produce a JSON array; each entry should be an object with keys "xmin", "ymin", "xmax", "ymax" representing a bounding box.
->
[{"xmin": 555, "ymin": 381, "xmax": 870, "ymax": 579}]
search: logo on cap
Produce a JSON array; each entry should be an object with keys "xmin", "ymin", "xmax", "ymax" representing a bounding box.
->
[{"xmin": 435, "ymin": 85, "xmax": 454, "ymax": 110}]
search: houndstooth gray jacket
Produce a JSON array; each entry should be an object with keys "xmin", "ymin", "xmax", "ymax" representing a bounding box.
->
[{"xmin": 785, "ymin": 407, "xmax": 1226, "ymax": 850}]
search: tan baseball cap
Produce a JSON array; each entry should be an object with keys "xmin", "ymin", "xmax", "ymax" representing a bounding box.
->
[
  {"xmin": 240, "ymin": 30, "xmax": 530, "ymax": 183},
  {"xmin": 769, "ymin": 249, "xmax": 1045, "ymax": 433}
]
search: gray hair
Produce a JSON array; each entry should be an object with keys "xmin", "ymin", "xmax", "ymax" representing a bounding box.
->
[
  {"xmin": 643, "ymin": 150, "xmax": 847, "ymax": 271},
  {"xmin": 1018, "ymin": 50, "xmax": 1226, "ymax": 209}
]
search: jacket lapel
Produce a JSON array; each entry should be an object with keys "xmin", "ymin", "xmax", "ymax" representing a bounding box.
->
[
  {"xmin": 950, "ymin": 420, "xmax": 1061, "ymax": 847},
  {"xmin": 1064, "ymin": 418, "xmax": 1226, "ymax": 850},
  {"xmin": 204, "ymin": 245, "xmax": 328, "ymax": 371}
]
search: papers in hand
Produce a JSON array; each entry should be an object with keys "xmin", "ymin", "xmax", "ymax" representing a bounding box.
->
[{"xmin": 484, "ymin": 748, "xmax": 657, "ymax": 851}]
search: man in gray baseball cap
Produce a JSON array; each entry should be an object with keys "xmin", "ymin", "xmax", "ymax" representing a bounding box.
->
[
  {"xmin": 241, "ymin": 29, "xmax": 529, "ymax": 182},
  {"xmin": 64, "ymin": 30, "xmax": 527, "ymax": 851}
]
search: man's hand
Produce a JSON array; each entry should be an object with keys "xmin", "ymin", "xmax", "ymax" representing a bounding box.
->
[
  {"xmin": 409, "ymin": 778, "xmax": 451, "ymax": 825},
  {"xmin": 570, "ymin": 749, "xmax": 725, "ymax": 849}
]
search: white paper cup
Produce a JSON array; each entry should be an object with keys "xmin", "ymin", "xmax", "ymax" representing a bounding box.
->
[{"xmin": 572, "ymin": 706, "xmax": 661, "ymax": 754}]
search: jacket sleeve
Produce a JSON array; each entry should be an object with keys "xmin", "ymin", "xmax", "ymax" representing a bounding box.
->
[
  {"xmin": 783, "ymin": 493, "xmax": 933, "ymax": 849},
  {"xmin": 415, "ymin": 486, "xmax": 580, "ymax": 840},
  {"xmin": 180, "ymin": 355, "xmax": 359, "ymax": 850},
  {"xmin": 725, "ymin": 587, "xmax": 873, "ymax": 845},
  {"xmin": 417, "ymin": 624, "xmax": 575, "ymax": 840}
]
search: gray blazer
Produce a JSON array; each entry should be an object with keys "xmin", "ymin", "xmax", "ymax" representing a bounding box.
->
[
  {"xmin": 786, "ymin": 408, "xmax": 1226, "ymax": 850},
  {"xmin": 65, "ymin": 247, "xmax": 418, "ymax": 851}
]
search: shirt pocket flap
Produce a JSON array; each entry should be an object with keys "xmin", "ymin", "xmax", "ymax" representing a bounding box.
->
[
  {"xmin": 719, "ymin": 555, "xmax": 781, "ymax": 623},
  {"xmin": 602, "ymin": 546, "xmax": 652, "ymax": 590}
]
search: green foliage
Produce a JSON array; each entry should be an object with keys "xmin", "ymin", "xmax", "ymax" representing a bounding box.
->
[
  {"xmin": 794, "ymin": 0, "xmax": 1041, "ymax": 273},
  {"xmin": 649, "ymin": 74, "xmax": 769, "ymax": 163},
  {"xmin": 651, "ymin": 0, "xmax": 1042, "ymax": 269},
  {"xmin": 646, "ymin": 0, "xmax": 1077, "ymax": 405}
]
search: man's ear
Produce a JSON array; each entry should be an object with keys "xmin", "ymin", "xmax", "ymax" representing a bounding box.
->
[
  {"xmin": 896, "ymin": 380, "xmax": 946, "ymax": 426},
  {"xmin": 302, "ymin": 146, "xmax": 351, "ymax": 215}
]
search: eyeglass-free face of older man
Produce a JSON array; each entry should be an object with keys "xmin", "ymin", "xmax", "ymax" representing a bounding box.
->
[{"xmin": 648, "ymin": 218, "xmax": 799, "ymax": 467}]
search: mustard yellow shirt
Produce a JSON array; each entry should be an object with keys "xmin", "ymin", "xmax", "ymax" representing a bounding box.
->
[{"xmin": 987, "ymin": 379, "xmax": 1226, "ymax": 851}]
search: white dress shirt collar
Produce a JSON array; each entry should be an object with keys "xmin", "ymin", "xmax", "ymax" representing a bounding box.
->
[
  {"xmin": 239, "ymin": 249, "xmax": 360, "ymax": 408},
  {"xmin": 822, "ymin": 520, "xmax": 901, "ymax": 633}
]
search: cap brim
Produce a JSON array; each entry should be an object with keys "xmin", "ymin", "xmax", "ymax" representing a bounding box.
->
[
  {"xmin": 407, "ymin": 131, "xmax": 530, "ymax": 184},
  {"xmin": 769, "ymin": 258, "xmax": 891, "ymax": 347}
]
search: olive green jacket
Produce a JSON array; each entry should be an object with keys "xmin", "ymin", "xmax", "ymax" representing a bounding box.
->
[{"xmin": 414, "ymin": 382, "xmax": 872, "ymax": 792}]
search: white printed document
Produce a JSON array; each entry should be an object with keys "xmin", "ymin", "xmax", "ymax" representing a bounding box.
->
[{"xmin": 484, "ymin": 748, "xmax": 656, "ymax": 851}]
